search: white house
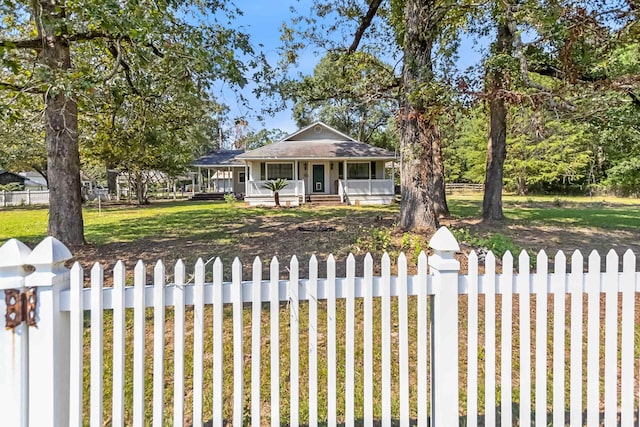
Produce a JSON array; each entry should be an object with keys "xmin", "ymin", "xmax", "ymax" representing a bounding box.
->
[{"xmin": 192, "ymin": 122, "xmax": 397, "ymax": 206}]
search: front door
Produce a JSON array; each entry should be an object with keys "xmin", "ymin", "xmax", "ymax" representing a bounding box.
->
[{"xmin": 312, "ymin": 164, "xmax": 325, "ymax": 193}]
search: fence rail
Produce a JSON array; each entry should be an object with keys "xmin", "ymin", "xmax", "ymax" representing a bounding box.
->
[
  {"xmin": 1, "ymin": 227, "xmax": 639, "ymax": 426},
  {"xmin": 445, "ymin": 183, "xmax": 484, "ymax": 193}
]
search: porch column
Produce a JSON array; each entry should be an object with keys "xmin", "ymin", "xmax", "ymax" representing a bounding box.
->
[
  {"xmin": 369, "ymin": 161, "xmax": 372, "ymax": 195},
  {"xmin": 228, "ymin": 167, "xmax": 232, "ymax": 193},
  {"xmin": 343, "ymin": 160, "xmax": 348, "ymax": 204},
  {"xmin": 244, "ymin": 164, "xmax": 249, "ymax": 196},
  {"xmin": 392, "ymin": 161, "xmax": 396, "ymax": 195},
  {"xmin": 207, "ymin": 168, "xmax": 211, "ymax": 192}
]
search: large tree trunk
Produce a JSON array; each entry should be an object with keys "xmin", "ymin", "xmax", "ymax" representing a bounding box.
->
[
  {"xmin": 41, "ymin": 1, "xmax": 85, "ymax": 245},
  {"xmin": 107, "ymin": 164, "xmax": 118, "ymax": 195},
  {"xmin": 482, "ymin": 96, "xmax": 507, "ymax": 220},
  {"xmin": 482, "ymin": 15, "xmax": 513, "ymax": 221},
  {"xmin": 431, "ymin": 130, "xmax": 450, "ymax": 218},
  {"xmin": 398, "ymin": 0, "xmax": 442, "ymax": 230}
]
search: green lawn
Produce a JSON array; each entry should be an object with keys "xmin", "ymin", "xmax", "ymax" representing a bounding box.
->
[
  {"xmin": 448, "ymin": 194, "xmax": 640, "ymax": 230},
  {"xmin": 2, "ymin": 195, "xmax": 639, "ymax": 246}
]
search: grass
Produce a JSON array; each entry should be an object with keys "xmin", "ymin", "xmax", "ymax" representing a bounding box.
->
[{"xmin": 448, "ymin": 194, "xmax": 640, "ymax": 230}]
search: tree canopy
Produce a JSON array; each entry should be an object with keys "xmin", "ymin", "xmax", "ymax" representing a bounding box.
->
[{"xmin": 1, "ymin": 0, "xmax": 259, "ymax": 244}]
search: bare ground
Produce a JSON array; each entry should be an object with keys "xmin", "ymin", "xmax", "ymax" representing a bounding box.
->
[{"xmin": 68, "ymin": 207, "xmax": 640, "ymax": 282}]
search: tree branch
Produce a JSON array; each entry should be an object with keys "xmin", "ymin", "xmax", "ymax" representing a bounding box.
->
[
  {"xmin": 104, "ymin": 39, "xmax": 122, "ymax": 82},
  {"xmin": 347, "ymin": 0, "xmax": 383, "ymax": 54},
  {"xmin": 505, "ymin": 4, "xmax": 574, "ymax": 111},
  {"xmin": 0, "ymin": 81, "xmax": 44, "ymax": 94},
  {"xmin": 107, "ymin": 44, "xmax": 141, "ymax": 96}
]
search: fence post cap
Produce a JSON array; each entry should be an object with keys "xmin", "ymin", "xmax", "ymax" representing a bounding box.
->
[
  {"xmin": 27, "ymin": 236, "xmax": 72, "ymax": 266},
  {"xmin": 0, "ymin": 238, "xmax": 32, "ymax": 268},
  {"xmin": 429, "ymin": 227, "xmax": 460, "ymax": 253},
  {"xmin": 428, "ymin": 227, "xmax": 460, "ymax": 271},
  {"xmin": 0, "ymin": 239, "xmax": 33, "ymax": 289},
  {"xmin": 25, "ymin": 237, "xmax": 72, "ymax": 287}
]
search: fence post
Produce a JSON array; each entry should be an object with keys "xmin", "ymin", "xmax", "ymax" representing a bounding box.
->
[
  {"xmin": 429, "ymin": 226, "xmax": 460, "ymax": 425},
  {"xmin": 0, "ymin": 239, "xmax": 33, "ymax": 427},
  {"xmin": 25, "ymin": 237, "xmax": 72, "ymax": 427}
]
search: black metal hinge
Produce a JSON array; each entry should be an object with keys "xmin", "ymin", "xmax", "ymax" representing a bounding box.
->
[{"xmin": 4, "ymin": 288, "xmax": 37, "ymax": 329}]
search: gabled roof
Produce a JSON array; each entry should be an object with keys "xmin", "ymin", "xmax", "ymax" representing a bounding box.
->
[
  {"xmin": 235, "ymin": 122, "xmax": 396, "ymax": 160},
  {"xmin": 192, "ymin": 149, "xmax": 245, "ymax": 167}
]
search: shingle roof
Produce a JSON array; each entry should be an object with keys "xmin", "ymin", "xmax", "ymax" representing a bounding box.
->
[
  {"xmin": 192, "ymin": 123, "xmax": 397, "ymax": 167},
  {"xmin": 192, "ymin": 150, "xmax": 245, "ymax": 167},
  {"xmin": 236, "ymin": 122, "xmax": 396, "ymax": 160}
]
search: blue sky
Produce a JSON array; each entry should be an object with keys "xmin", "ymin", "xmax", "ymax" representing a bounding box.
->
[{"xmin": 213, "ymin": 1, "xmax": 316, "ymax": 134}]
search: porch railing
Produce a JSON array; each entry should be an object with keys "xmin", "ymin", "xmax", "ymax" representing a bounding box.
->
[
  {"xmin": 247, "ymin": 180, "xmax": 305, "ymax": 200},
  {"xmin": 340, "ymin": 179, "xmax": 394, "ymax": 196}
]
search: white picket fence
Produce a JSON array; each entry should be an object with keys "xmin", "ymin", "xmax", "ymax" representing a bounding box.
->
[
  {"xmin": 0, "ymin": 190, "xmax": 49, "ymax": 207},
  {"xmin": 0, "ymin": 227, "xmax": 639, "ymax": 426}
]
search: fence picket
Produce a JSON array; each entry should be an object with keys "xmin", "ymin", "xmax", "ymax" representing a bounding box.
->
[
  {"xmin": 174, "ymin": 260, "xmax": 186, "ymax": 427},
  {"xmin": 308, "ymin": 255, "xmax": 319, "ymax": 427},
  {"xmin": 417, "ymin": 251, "xmax": 429, "ymax": 427},
  {"xmin": 251, "ymin": 257, "xmax": 262, "ymax": 427},
  {"xmin": 153, "ymin": 261, "xmax": 166, "ymax": 427},
  {"xmin": 500, "ymin": 252, "xmax": 513, "ymax": 427},
  {"xmin": 484, "ymin": 252, "xmax": 496, "ymax": 426},
  {"xmin": 133, "ymin": 260, "xmax": 147, "ymax": 427},
  {"xmin": 586, "ymin": 251, "xmax": 601, "ymax": 427},
  {"xmin": 620, "ymin": 250, "xmax": 636, "ymax": 426},
  {"xmin": 232, "ymin": 258, "xmax": 244, "ymax": 427},
  {"xmin": 345, "ymin": 254, "xmax": 355, "ymax": 427},
  {"xmin": 535, "ymin": 251, "xmax": 548, "ymax": 427},
  {"xmin": 270, "ymin": 256, "xmax": 280, "ymax": 427},
  {"xmin": 290, "ymin": 256, "xmax": 300, "ymax": 427},
  {"xmin": 518, "ymin": 251, "xmax": 532, "ymax": 427},
  {"xmin": 604, "ymin": 251, "xmax": 619, "ymax": 426},
  {"xmin": 569, "ymin": 251, "xmax": 584, "ymax": 427},
  {"xmin": 466, "ymin": 251, "xmax": 479, "ymax": 427},
  {"xmin": 112, "ymin": 261, "xmax": 125, "ymax": 427},
  {"xmin": 327, "ymin": 254, "xmax": 337, "ymax": 426},
  {"xmin": 212, "ymin": 258, "xmax": 224, "ymax": 425},
  {"xmin": 90, "ymin": 263, "xmax": 104, "ymax": 427},
  {"xmin": 363, "ymin": 253, "xmax": 373, "ymax": 426},
  {"xmin": 69, "ymin": 263, "xmax": 84, "ymax": 427},
  {"xmin": 381, "ymin": 252, "xmax": 391, "ymax": 427},
  {"xmin": 398, "ymin": 253, "xmax": 409, "ymax": 427},
  {"xmin": 192, "ymin": 259, "xmax": 205, "ymax": 426},
  {"xmin": 552, "ymin": 251, "xmax": 566, "ymax": 426}
]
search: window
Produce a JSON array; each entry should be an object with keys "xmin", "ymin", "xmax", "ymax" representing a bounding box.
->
[
  {"xmin": 267, "ymin": 163, "xmax": 293, "ymax": 180},
  {"xmin": 238, "ymin": 172, "xmax": 246, "ymax": 183},
  {"xmin": 338, "ymin": 162, "xmax": 344, "ymax": 179},
  {"xmin": 347, "ymin": 163, "xmax": 370, "ymax": 180}
]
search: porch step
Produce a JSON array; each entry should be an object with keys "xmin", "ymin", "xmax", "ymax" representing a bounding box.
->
[{"xmin": 306, "ymin": 194, "xmax": 343, "ymax": 205}]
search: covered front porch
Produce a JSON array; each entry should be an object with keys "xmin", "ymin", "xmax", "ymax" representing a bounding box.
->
[
  {"xmin": 243, "ymin": 159, "xmax": 396, "ymax": 206},
  {"xmin": 190, "ymin": 150, "xmax": 246, "ymax": 199}
]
